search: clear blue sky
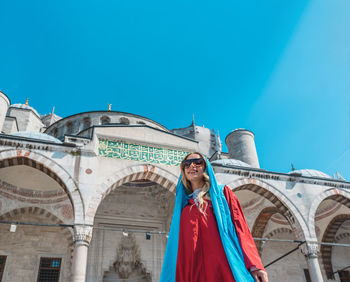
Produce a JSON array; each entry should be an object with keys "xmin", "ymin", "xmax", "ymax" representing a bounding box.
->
[{"xmin": 1, "ymin": 0, "xmax": 349, "ymax": 179}]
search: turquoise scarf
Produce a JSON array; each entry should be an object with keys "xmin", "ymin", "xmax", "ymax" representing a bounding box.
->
[{"xmin": 160, "ymin": 159, "xmax": 254, "ymax": 282}]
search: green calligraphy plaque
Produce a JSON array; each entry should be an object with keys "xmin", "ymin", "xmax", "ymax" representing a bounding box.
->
[{"xmin": 98, "ymin": 139, "xmax": 188, "ymax": 166}]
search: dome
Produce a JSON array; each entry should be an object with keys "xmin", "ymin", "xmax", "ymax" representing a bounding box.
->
[
  {"xmin": 211, "ymin": 159, "xmax": 252, "ymax": 168},
  {"xmin": 10, "ymin": 103, "xmax": 40, "ymax": 117},
  {"xmin": 10, "ymin": 131, "xmax": 63, "ymax": 144},
  {"xmin": 288, "ymin": 169, "xmax": 331, "ymax": 179}
]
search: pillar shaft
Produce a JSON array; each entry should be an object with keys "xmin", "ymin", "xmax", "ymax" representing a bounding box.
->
[
  {"xmin": 301, "ymin": 242, "xmax": 324, "ymax": 282},
  {"xmin": 71, "ymin": 243, "xmax": 89, "ymax": 282},
  {"xmin": 306, "ymin": 254, "xmax": 324, "ymax": 282},
  {"xmin": 71, "ymin": 225, "xmax": 93, "ymax": 282}
]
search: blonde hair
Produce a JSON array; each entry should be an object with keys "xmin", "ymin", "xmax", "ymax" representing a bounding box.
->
[{"xmin": 180, "ymin": 152, "xmax": 211, "ymax": 216}]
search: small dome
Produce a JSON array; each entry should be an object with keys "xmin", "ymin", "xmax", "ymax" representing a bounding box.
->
[
  {"xmin": 211, "ymin": 159, "xmax": 252, "ymax": 168},
  {"xmin": 288, "ymin": 169, "xmax": 331, "ymax": 179},
  {"xmin": 10, "ymin": 131, "xmax": 63, "ymax": 144},
  {"xmin": 10, "ymin": 103, "xmax": 40, "ymax": 117}
]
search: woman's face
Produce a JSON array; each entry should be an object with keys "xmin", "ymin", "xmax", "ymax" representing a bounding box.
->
[{"xmin": 183, "ymin": 153, "xmax": 205, "ymax": 184}]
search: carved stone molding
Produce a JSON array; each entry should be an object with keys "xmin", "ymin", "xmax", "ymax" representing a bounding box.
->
[
  {"xmin": 73, "ymin": 225, "xmax": 93, "ymax": 246},
  {"xmin": 300, "ymin": 242, "xmax": 319, "ymax": 259}
]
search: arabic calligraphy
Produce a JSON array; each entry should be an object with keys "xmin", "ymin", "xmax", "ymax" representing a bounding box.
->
[{"xmin": 98, "ymin": 139, "xmax": 188, "ymax": 166}]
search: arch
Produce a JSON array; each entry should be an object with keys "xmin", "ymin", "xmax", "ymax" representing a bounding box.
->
[
  {"xmin": 100, "ymin": 116, "xmax": 111, "ymax": 125},
  {"xmin": 0, "ymin": 149, "xmax": 84, "ymax": 224},
  {"xmin": 82, "ymin": 117, "xmax": 91, "ymax": 129},
  {"xmin": 0, "ymin": 206, "xmax": 74, "ymax": 240},
  {"xmin": 52, "ymin": 127, "xmax": 58, "ymax": 137},
  {"xmin": 321, "ymin": 214, "xmax": 350, "ymax": 279},
  {"xmin": 265, "ymin": 227, "xmax": 293, "ymax": 239},
  {"xmin": 119, "ymin": 117, "xmax": 130, "ymax": 124},
  {"xmin": 0, "ymin": 206, "xmax": 74, "ymax": 278},
  {"xmin": 308, "ymin": 188, "xmax": 350, "ymax": 239},
  {"xmin": 66, "ymin": 121, "xmax": 74, "ymax": 134},
  {"xmin": 335, "ymin": 232, "xmax": 350, "ymax": 242},
  {"xmin": 86, "ymin": 164, "xmax": 178, "ymax": 224},
  {"xmin": 259, "ymin": 227, "xmax": 294, "ymax": 258},
  {"xmin": 251, "ymin": 206, "xmax": 279, "ymax": 255},
  {"xmin": 227, "ymin": 178, "xmax": 309, "ymax": 241}
]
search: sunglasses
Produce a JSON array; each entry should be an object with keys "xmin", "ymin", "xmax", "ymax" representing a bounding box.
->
[{"xmin": 181, "ymin": 158, "xmax": 205, "ymax": 169}]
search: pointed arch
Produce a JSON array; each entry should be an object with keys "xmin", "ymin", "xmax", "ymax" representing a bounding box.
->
[
  {"xmin": 0, "ymin": 206, "xmax": 74, "ymax": 244},
  {"xmin": 321, "ymin": 214, "xmax": 350, "ymax": 279},
  {"xmin": 226, "ymin": 178, "xmax": 309, "ymax": 241},
  {"xmin": 265, "ymin": 227, "xmax": 293, "ymax": 239},
  {"xmin": 86, "ymin": 164, "xmax": 178, "ymax": 224},
  {"xmin": 251, "ymin": 206, "xmax": 279, "ymax": 255},
  {"xmin": 0, "ymin": 149, "xmax": 85, "ymax": 224},
  {"xmin": 308, "ymin": 188, "xmax": 350, "ymax": 239},
  {"xmin": 0, "ymin": 206, "xmax": 75, "ymax": 271}
]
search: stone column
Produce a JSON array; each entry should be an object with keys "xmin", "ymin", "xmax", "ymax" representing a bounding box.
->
[
  {"xmin": 300, "ymin": 243, "xmax": 324, "ymax": 282},
  {"xmin": 71, "ymin": 225, "xmax": 93, "ymax": 282}
]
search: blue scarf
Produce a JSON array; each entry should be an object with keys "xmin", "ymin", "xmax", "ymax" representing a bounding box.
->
[{"xmin": 160, "ymin": 159, "xmax": 254, "ymax": 282}]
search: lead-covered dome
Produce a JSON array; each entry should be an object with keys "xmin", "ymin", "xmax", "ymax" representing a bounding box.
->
[
  {"xmin": 211, "ymin": 158, "xmax": 252, "ymax": 168},
  {"xmin": 10, "ymin": 131, "xmax": 63, "ymax": 144},
  {"xmin": 10, "ymin": 103, "xmax": 40, "ymax": 117},
  {"xmin": 288, "ymin": 169, "xmax": 331, "ymax": 179}
]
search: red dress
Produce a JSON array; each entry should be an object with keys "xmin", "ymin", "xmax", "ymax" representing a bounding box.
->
[{"xmin": 176, "ymin": 186, "xmax": 264, "ymax": 282}]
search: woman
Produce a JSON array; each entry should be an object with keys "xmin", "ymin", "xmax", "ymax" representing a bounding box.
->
[{"xmin": 160, "ymin": 152, "xmax": 268, "ymax": 282}]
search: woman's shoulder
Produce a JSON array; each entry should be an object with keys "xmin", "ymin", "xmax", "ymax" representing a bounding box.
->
[{"xmin": 222, "ymin": 185, "xmax": 239, "ymax": 200}]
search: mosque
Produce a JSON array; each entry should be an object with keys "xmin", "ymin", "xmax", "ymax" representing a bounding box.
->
[{"xmin": 0, "ymin": 90, "xmax": 349, "ymax": 282}]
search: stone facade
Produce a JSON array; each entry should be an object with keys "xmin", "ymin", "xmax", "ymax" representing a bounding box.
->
[
  {"xmin": 0, "ymin": 210, "xmax": 73, "ymax": 282},
  {"xmin": 0, "ymin": 92, "xmax": 349, "ymax": 282}
]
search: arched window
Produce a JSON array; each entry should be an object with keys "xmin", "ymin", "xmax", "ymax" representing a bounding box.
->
[
  {"xmin": 52, "ymin": 128, "xmax": 58, "ymax": 138},
  {"xmin": 119, "ymin": 117, "xmax": 130, "ymax": 125},
  {"xmin": 101, "ymin": 116, "xmax": 111, "ymax": 125},
  {"xmin": 83, "ymin": 117, "xmax": 91, "ymax": 129},
  {"xmin": 66, "ymin": 121, "xmax": 74, "ymax": 135}
]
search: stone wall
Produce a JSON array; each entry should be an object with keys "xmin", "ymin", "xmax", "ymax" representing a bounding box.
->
[
  {"xmin": 7, "ymin": 108, "xmax": 43, "ymax": 132},
  {"xmin": 0, "ymin": 92, "xmax": 10, "ymax": 133},
  {"xmin": 261, "ymin": 231, "xmax": 308, "ymax": 282},
  {"xmin": 2, "ymin": 116, "xmax": 18, "ymax": 134},
  {"xmin": 0, "ymin": 213, "xmax": 73, "ymax": 282},
  {"xmin": 86, "ymin": 181, "xmax": 172, "ymax": 282}
]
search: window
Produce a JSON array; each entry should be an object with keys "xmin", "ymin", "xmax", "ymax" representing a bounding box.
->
[
  {"xmin": 82, "ymin": 117, "xmax": 91, "ymax": 129},
  {"xmin": 303, "ymin": 269, "xmax": 311, "ymax": 282},
  {"xmin": 0, "ymin": 256, "xmax": 6, "ymax": 281},
  {"xmin": 37, "ymin": 257, "xmax": 62, "ymax": 282},
  {"xmin": 66, "ymin": 121, "xmax": 74, "ymax": 135},
  {"xmin": 119, "ymin": 117, "xmax": 130, "ymax": 124},
  {"xmin": 52, "ymin": 128, "xmax": 58, "ymax": 138},
  {"xmin": 100, "ymin": 116, "xmax": 110, "ymax": 125},
  {"xmin": 339, "ymin": 270, "xmax": 350, "ymax": 282}
]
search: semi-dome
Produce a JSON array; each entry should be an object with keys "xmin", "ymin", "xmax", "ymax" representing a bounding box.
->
[
  {"xmin": 211, "ymin": 158, "xmax": 252, "ymax": 168},
  {"xmin": 44, "ymin": 110, "xmax": 170, "ymax": 140},
  {"xmin": 288, "ymin": 169, "xmax": 331, "ymax": 179},
  {"xmin": 10, "ymin": 131, "xmax": 63, "ymax": 144},
  {"xmin": 10, "ymin": 103, "xmax": 40, "ymax": 117}
]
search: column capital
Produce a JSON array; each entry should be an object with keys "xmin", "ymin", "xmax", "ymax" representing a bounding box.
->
[
  {"xmin": 73, "ymin": 225, "xmax": 93, "ymax": 246},
  {"xmin": 300, "ymin": 242, "xmax": 319, "ymax": 258}
]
